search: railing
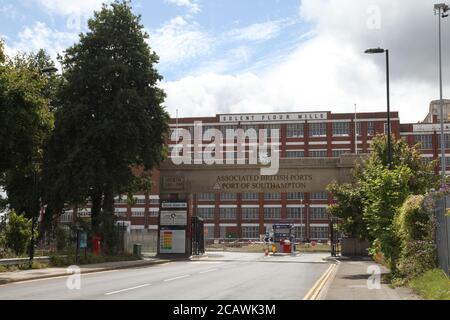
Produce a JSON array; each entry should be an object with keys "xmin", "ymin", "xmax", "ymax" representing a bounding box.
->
[{"xmin": 0, "ymin": 256, "xmax": 51, "ymax": 266}]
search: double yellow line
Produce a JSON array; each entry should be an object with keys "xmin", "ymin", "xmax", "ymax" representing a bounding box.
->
[{"xmin": 303, "ymin": 263, "xmax": 338, "ymax": 300}]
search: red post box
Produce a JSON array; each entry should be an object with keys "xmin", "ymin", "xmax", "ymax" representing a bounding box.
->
[{"xmin": 92, "ymin": 236, "xmax": 101, "ymax": 255}]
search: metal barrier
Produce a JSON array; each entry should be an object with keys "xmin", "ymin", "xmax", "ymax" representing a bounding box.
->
[
  {"xmin": 435, "ymin": 196, "xmax": 450, "ymax": 276},
  {"xmin": 0, "ymin": 256, "xmax": 50, "ymax": 266}
]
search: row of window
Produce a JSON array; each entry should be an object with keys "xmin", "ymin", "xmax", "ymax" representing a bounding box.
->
[
  {"xmin": 174, "ymin": 122, "xmax": 380, "ymax": 139},
  {"xmin": 197, "ymin": 207, "xmax": 328, "ymax": 220},
  {"xmin": 414, "ymin": 134, "xmax": 450, "ymax": 150},
  {"xmin": 114, "ymin": 198, "xmax": 159, "ymax": 205},
  {"xmin": 197, "ymin": 192, "xmax": 329, "ymax": 201},
  {"xmin": 239, "ymin": 226, "xmax": 328, "ymax": 239}
]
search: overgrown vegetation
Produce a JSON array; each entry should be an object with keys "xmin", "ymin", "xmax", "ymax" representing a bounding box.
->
[
  {"xmin": 328, "ymin": 135, "xmax": 440, "ymax": 280},
  {"xmin": 409, "ymin": 269, "xmax": 450, "ymax": 300}
]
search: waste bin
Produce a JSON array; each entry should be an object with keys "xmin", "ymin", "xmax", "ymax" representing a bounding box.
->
[{"xmin": 133, "ymin": 244, "xmax": 142, "ymax": 257}]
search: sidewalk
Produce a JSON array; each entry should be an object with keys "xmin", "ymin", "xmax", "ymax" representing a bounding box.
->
[
  {"xmin": 320, "ymin": 257, "xmax": 420, "ymax": 300},
  {"xmin": 0, "ymin": 257, "xmax": 172, "ymax": 285}
]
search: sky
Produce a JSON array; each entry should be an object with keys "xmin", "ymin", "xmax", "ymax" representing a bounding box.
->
[{"xmin": 1, "ymin": 0, "xmax": 450, "ymax": 123}]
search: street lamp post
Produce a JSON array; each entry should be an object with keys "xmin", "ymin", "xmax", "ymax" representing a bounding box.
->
[
  {"xmin": 365, "ymin": 47, "xmax": 392, "ymax": 168},
  {"xmin": 28, "ymin": 66, "xmax": 58, "ymax": 269},
  {"xmin": 435, "ymin": 3, "xmax": 449, "ymax": 187}
]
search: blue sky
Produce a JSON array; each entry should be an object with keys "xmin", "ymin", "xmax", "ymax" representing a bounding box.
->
[{"xmin": 1, "ymin": 0, "xmax": 449, "ymax": 122}]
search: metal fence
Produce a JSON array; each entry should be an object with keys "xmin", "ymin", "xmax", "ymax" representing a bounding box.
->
[{"xmin": 434, "ymin": 196, "xmax": 450, "ymax": 276}]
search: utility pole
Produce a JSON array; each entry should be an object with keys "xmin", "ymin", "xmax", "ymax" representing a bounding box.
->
[{"xmin": 435, "ymin": 3, "xmax": 449, "ymax": 187}]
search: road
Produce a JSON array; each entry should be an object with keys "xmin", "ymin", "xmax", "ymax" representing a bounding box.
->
[{"xmin": 0, "ymin": 252, "xmax": 330, "ymax": 300}]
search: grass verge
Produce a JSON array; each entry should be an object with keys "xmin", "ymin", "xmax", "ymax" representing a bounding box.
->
[{"xmin": 408, "ymin": 269, "xmax": 450, "ymax": 300}]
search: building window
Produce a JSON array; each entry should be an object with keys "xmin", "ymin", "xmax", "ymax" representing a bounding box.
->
[
  {"xmin": 310, "ymin": 207, "xmax": 328, "ymax": 220},
  {"xmin": 197, "ymin": 207, "xmax": 215, "ymax": 220},
  {"xmin": 221, "ymin": 193, "xmax": 237, "ymax": 201},
  {"xmin": 415, "ymin": 135, "xmax": 432, "ymax": 149},
  {"xmin": 221, "ymin": 125, "xmax": 237, "ymax": 136},
  {"xmin": 264, "ymin": 207, "xmax": 281, "ymax": 219},
  {"xmin": 367, "ymin": 122, "xmax": 375, "ymax": 136},
  {"xmin": 356, "ymin": 122, "xmax": 362, "ymax": 136},
  {"xmin": 310, "ymin": 192, "xmax": 328, "ymax": 200},
  {"xmin": 202, "ymin": 125, "xmax": 215, "ymax": 139},
  {"xmin": 287, "ymin": 207, "xmax": 305, "ymax": 220},
  {"xmin": 438, "ymin": 156, "xmax": 450, "ymax": 167},
  {"xmin": 264, "ymin": 124, "xmax": 281, "ymax": 138},
  {"xmin": 332, "ymin": 122, "xmax": 350, "ymax": 136},
  {"xmin": 332, "ymin": 150, "xmax": 350, "ymax": 157},
  {"xmin": 286, "ymin": 151, "xmax": 305, "ymax": 158},
  {"xmin": 198, "ymin": 193, "xmax": 215, "ymax": 201},
  {"xmin": 384, "ymin": 123, "xmax": 391, "ymax": 134},
  {"xmin": 220, "ymin": 207, "xmax": 237, "ymax": 220},
  {"xmin": 309, "ymin": 150, "xmax": 327, "ymax": 158},
  {"xmin": 309, "ymin": 123, "xmax": 327, "ymax": 137},
  {"xmin": 242, "ymin": 208, "xmax": 259, "ymax": 220},
  {"xmin": 287, "ymin": 123, "xmax": 304, "ymax": 138},
  {"xmin": 287, "ymin": 192, "xmax": 305, "ymax": 200},
  {"xmin": 114, "ymin": 210, "xmax": 127, "ymax": 218},
  {"xmin": 264, "ymin": 193, "xmax": 281, "ymax": 200},
  {"xmin": 131, "ymin": 210, "xmax": 145, "ymax": 217},
  {"xmin": 60, "ymin": 212, "xmax": 73, "ymax": 223},
  {"xmin": 293, "ymin": 226, "xmax": 305, "ymax": 240},
  {"xmin": 437, "ymin": 134, "xmax": 450, "ymax": 149},
  {"xmin": 242, "ymin": 193, "xmax": 259, "ymax": 201},
  {"xmin": 242, "ymin": 226, "xmax": 260, "ymax": 239},
  {"xmin": 310, "ymin": 226, "xmax": 329, "ymax": 239}
]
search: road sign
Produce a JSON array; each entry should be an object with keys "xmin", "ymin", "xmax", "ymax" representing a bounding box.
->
[{"xmin": 79, "ymin": 233, "xmax": 87, "ymax": 249}]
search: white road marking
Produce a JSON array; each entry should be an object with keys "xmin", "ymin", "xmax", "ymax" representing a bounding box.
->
[
  {"xmin": 164, "ymin": 275, "xmax": 190, "ymax": 282},
  {"xmin": 105, "ymin": 283, "xmax": 151, "ymax": 296},
  {"xmin": 199, "ymin": 268, "xmax": 218, "ymax": 274}
]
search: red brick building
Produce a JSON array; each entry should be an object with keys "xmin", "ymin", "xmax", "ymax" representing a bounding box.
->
[{"xmin": 60, "ymin": 100, "xmax": 449, "ymax": 242}]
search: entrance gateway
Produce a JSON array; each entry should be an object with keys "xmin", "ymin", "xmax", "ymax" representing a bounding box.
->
[{"xmin": 157, "ymin": 155, "xmax": 361, "ymax": 256}]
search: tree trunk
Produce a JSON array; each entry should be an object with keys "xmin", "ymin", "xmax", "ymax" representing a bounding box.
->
[{"xmin": 90, "ymin": 188, "xmax": 102, "ymax": 234}]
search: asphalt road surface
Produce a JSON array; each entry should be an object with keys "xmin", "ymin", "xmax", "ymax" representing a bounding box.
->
[{"xmin": 0, "ymin": 252, "xmax": 330, "ymax": 300}]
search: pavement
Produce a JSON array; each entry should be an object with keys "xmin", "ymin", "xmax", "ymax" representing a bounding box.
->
[
  {"xmin": 0, "ymin": 252, "xmax": 332, "ymax": 300},
  {"xmin": 0, "ymin": 255, "xmax": 172, "ymax": 285},
  {"xmin": 319, "ymin": 256, "xmax": 420, "ymax": 300}
]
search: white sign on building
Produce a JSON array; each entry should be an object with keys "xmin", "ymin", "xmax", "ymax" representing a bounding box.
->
[
  {"xmin": 219, "ymin": 112, "xmax": 328, "ymax": 123},
  {"xmin": 160, "ymin": 211, "xmax": 188, "ymax": 226}
]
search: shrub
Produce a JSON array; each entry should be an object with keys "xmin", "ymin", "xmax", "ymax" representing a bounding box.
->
[
  {"xmin": 395, "ymin": 195, "xmax": 437, "ymax": 280},
  {"xmin": 4, "ymin": 210, "xmax": 35, "ymax": 256}
]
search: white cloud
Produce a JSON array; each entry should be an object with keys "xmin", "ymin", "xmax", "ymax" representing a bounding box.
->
[
  {"xmin": 149, "ymin": 16, "xmax": 212, "ymax": 66},
  {"xmin": 227, "ymin": 20, "xmax": 283, "ymax": 42},
  {"xmin": 162, "ymin": 0, "xmax": 449, "ymax": 124},
  {"xmin": 6, "ymin": 22, "xmax": 78, "ymax": 63},
  {"xmin": 36, "ymin": 0, "xmax": 110, "ymax": 16},
  {"xmin": 165, "ymin": 0, "xmax": 200, "ymax": 14}
]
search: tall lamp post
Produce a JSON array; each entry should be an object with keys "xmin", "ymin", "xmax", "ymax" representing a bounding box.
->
[
  {"xmin": 29, "ymin": 66, "xmax": 57, "ymax": 269},
  {"xmin": 435, "ymin": 3, "xmax": 449, "ymax": 187},
  {"xmin": 365, "ymin": 47, "xmax": 392, "ymax": 168}
]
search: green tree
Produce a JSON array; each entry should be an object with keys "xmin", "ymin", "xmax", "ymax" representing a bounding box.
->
[
  {"xmin": 327, "ymin": 182, "xmax": 366, "ymax": 240},
  {"xmin": 328, "ymin": 135, "xmax": 437, "ymax": 271},
  {"xmin": 0, "ymin": 43, "xmax": 56, "ymax": 219},
  {"xmin": 43, "ymin": 1, "xmax": 169, "ymax": 252},
  {"xmin": 4, "ymin": 210, "xmax": 35, "ymax": 256}
]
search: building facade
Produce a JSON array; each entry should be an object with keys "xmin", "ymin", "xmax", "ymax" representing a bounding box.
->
[{"xmin": 60, "ymin": 101, "xmax": 450, "ymax": 242}]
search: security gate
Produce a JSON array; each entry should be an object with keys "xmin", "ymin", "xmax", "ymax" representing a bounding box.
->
[
  {"xmin": 191, "ymin": 216, "xmax": 205, "ymax": 256},
  {"xmin": 330, "ymin": 217, "xmax": 341, "ymax": 257}
]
